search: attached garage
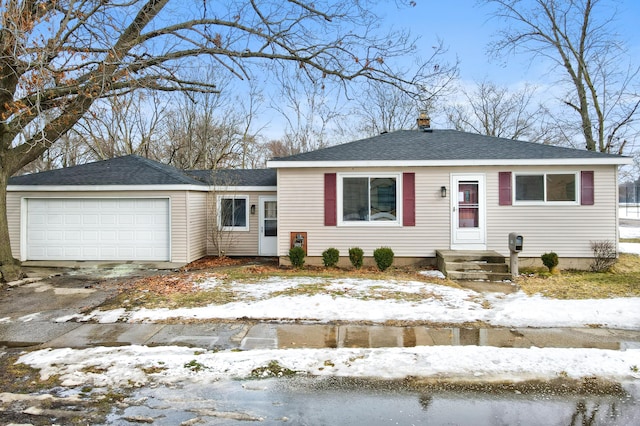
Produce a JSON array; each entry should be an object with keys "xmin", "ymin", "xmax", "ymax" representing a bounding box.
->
[{"xmin": 25, "ymin": 198, "xmax": 170, "ymax": 261}]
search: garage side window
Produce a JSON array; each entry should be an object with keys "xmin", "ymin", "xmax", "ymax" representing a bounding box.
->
[{"xmin": 218, "ymin": 195, "xmax": 249, "ymax": 231}]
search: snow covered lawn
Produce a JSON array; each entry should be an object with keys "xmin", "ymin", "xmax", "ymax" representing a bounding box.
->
[
  {"xmin": 19, "ymin": 344, "xmax": 640, "ymax": 389},
  {"xmin": 60, "ymin": 275, "xmax": 640, "ymax": 330}
]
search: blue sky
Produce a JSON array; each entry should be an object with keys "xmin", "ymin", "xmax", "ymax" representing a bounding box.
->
[{"xmin": 378, "ymin": 0, "xmax": 640, "ymax": 85}]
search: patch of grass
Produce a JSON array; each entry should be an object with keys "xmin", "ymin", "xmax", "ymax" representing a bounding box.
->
[
  {"xmin": 269, "ymin": 282, "xmax": 331, "ymax": 297},
  {"xmin": 170, "ymin": 286, "xmax": 237, "ymax": 307},
  {"xmin": 620, "ymin": 238, "xmax": 640, "ymax": 243},
  {"xmin": 0, "ymin": 353, "xmax": 61, "ymax": 393},
  {"xmin": 184, "ymin": 359, "xmax": 207, "ymax": 372},
  {"xmin": 141, "ymin": 365, "xmax": 167, "ymax": 374},
  {"xmin": 250, "ymin": 360, "xmax": 298, "ymax": 378},
  {"xmin": 518, "ymin": 253, "xmax": 640, "ymax": 299}
]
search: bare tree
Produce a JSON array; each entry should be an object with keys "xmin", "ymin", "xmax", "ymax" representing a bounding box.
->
[
  {"xmin": 163, "ymin": 89, "xmax": 248, "ymax": 169},
  {"xmin": 445, "ymin": 80, "xmax": 550, "ymax": 141},
  {"xmin": 484, "ymin": 0, "xmax": 640, "ymax": 153},
  {"xmin": 0, "ymin": 0, "xmax": 424, "ymax": 281},
  {"xmin": 270, "ymin": 71, "xmax": 348, "ymax": 155},
  {"xmin": 76, "ymin": 91, "xmax": 169, "ymax": 161},
  {"xmin": 352, "ymin": 41, "xmax": 459, "ymax": 137}
]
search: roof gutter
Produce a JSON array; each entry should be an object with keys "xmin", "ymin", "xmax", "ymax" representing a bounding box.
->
[{"xmin": 267, "ymin": 158, "xmax": 633, "ymax": 168}]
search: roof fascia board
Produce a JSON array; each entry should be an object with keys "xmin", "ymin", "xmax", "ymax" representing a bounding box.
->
[
  {"xmin": 7, "ymin": 184, "xmax": 278, "ymax": 192},
  {"xmin": 7, "ymin": 184, "xmax": 210, "ymax": 192},
  {"xmin": 210, "ymin": 185, "xmax": 277, "ymax": 192},
  {"xmin": 267, "ymin": 158, "xmax": 632, "ymax": 168}
]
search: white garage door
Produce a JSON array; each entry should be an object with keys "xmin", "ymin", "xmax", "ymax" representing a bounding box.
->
[{"xmin": 26, "ymin": 198, "xmax": 170, "ymax": 261}]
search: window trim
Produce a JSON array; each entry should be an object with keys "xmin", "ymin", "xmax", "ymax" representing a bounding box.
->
[
  {"xmin": 337, "ymin": 172, "xmax": 403, "ymax": 227},
  {"xmin": 513, "ymin": 171, "xmax": 579, "ymax": 205},
  {"xmin": 217, "ymin": 194, "xmax": 250, "ymax": 231}
]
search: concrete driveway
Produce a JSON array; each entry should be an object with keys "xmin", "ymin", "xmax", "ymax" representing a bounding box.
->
[{"xmin": 0, "ymin": 263, "xmax": 183, "ymax": 347}]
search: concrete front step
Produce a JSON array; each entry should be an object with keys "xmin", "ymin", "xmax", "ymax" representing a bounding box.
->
[
  {"xmin": 445, "ymin": 261, "xmax": 509, "ymax": 273},
  {"xmin": 447, "ymin": 270, "xmax": 513, "ymax": 281},
  {"xmin": 436, "ymin": 249, "xmax": 512, "ymax": 282}
]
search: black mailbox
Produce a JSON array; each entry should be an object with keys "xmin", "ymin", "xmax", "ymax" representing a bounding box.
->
[{"xmin": 508, "ymin": 232, "xmax": 523, "ymax": 252}]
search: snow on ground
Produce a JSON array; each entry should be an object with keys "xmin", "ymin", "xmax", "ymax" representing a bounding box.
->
[
  {"xmin": 620, "ymin": 225, "xmax": 640, "ymax": 254},
  {"xmin": 21, "ymin": 224, "xmax": 640, "ymax": 388},
  {"xmin": 19, "ymin": 344, "xmax": 640, "ymax": 389},
  {"xmin": 62, "ymin": 276, "xmax": 640, "ymax": 330}
]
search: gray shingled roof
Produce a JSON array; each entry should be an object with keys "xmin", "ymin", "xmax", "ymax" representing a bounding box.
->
[
  {"xmin": 187, "ymin": 169, "xmax": 276, "ymax": 186},
  {"xmin": 270, "ymin": 129, "xmax": 627, "ymax": 163},
  {"xmin": 9, "ymin": 155, "xmax": 206, "ymax": 186},
  {"xmin": 8, "ymin": 155, "xmax": 277, "ymax": 187}
]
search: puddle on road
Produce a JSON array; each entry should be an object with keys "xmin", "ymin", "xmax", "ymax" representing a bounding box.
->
[
  {"xmin": 264, "ymin": 324, "xmax": 640, "ymax": 351},
  {"xmin": 109, "ymin": 377, "xmax": 640, "ymax": 425}
]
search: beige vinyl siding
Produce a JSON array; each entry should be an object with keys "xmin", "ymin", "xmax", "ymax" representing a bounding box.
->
[
  {"xmin": 277, "ymin": 167, "xmax": 451, "ymax": 258},
  {"xmin": 186, "ymin": 191, "xmax": 208, "ymax": 262},
  {"xmin": 206, "ymin": 190, "xmax": 277, "ymax": 256},
  {"xmin": 7, "ymin": 190, "xmax": 204, "ymax": 264},
  {"xmin": 486, "ymin": 165, "xmax": 618, "ymax": 258},
  {"xmin": 7, "ymin": 191, "xmax": 21, "ymax": 260},
  {"xmin": 276, "ymin": 165, "xmax": 619, "ymax": 259}
]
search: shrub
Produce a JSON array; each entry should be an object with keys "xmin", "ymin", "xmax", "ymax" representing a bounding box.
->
[
  {"xmin": 348, "ymin": 247, "xmax": 364, "ymax": 269},
  {"xmin": 590, "ymin": 240, "xmax": 617, "ymax": 272},
  {"xmin": 373, "ymin": 247, "xmax": 394, "ymax": 271},
  {"xmin": 541, "ymin": 252, "xmax": 559, "ymax": 272},
  {"xmin": 288, "ymin": 246, "xmax": 306, "ymax": 268},
  {"xmin": 322, "ymin": 248, "xmax": 340, "ymax": 267}
]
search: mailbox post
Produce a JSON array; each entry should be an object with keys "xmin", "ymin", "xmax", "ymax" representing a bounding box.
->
[{"xmin": 508, "ymin": 233, "xmax": 523, "ymax": 278}]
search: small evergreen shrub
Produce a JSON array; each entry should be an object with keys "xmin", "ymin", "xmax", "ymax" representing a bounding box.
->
[
  {"xmin": 373, "ymin": 247, "xmax": 394, "ymax": 271},
  {"xmin": 541, "ymin": 252, "xmax": 559, "ymax": 272},
  {"xmin": 289, "ymin": 246, "xmax": 306, "ymax": 268},
  {"xmin": 348, "ymin": 247, "xmax": 364, "ymax": 269},
  {"xmin": 322, "ymin": 248, "xmax": 340, "ymax": 267}
]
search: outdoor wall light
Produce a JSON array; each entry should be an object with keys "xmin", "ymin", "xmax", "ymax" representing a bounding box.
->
[
  {"xmin": 251, "ymin": 204, "xmax": 256, "ymax": 214},
  {"xmin": 440, "ymin": 186, "xmax": 447, "ymax": 198}
]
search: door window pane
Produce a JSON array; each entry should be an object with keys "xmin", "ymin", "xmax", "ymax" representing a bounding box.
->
[
  {"xmin": 458, "ymin": 182, "xmax": 479, "ymax": 228},
  {"xmin": 264, "ymin": 219, "xmax": 277, "ymax": 237}
]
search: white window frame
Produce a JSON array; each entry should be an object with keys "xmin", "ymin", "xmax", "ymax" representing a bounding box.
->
[
  {"xmin": 513, "ymin": 171, "xmax": 579, "ymax": 205},
  {"xmin": 217, "ymin": 195, "xmax": 250, "ymax": 231},
  {"xmin": 337, "ymin": 172, "xmax": 402, "ymax": 227}
]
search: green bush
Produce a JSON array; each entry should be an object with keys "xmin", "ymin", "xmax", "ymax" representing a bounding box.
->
[
  {"xmin": 373, "ymin": 247, "xmax": 395, "ymax": 271},
  {"xmin": 322, "ymin": 248, "xmax": 340, "ymax": 267},
  {"xmin": 289, "ymin": 246, "xmax": 306, "ymax": 268},
  {"xmin": 541, "ymin": 252, "xmax": 559, "ymax": 272},
  {"xmin": 348, "ymin": 247, "xmax": 364, "ymax": 269}
]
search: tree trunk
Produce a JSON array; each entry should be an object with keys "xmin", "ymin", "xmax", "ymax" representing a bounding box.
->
[{"xmin": 0, "ymin": 173, "xmax": 23, "ymax": 283}]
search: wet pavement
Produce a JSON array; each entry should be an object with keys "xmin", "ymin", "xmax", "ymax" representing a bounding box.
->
[
  {"xmin": 1, "ymin": 266, "xmax": 640, "ymax": 352},
  {"xmin": 2, "ymin": 315, "xmax": 640, "ymax": 352},
  {"xmin": 107, "ymin": 377, "xmax": 640, "ymax": 426}
]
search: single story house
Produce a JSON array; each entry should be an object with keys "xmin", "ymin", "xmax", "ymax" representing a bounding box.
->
[{"xmin": 7, "ymin": 128, "xmax": 631, "ymax": 270}]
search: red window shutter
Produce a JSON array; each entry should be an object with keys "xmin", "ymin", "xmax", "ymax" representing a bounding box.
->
[
  {"xmin": 581, "ymin": 171, "xmax": 594, "ymax": 205},
  {"xmin": 324, "ymin": 173, "xmax": 337, "ymax": 226},
  {"xmin": 498, "ymin": 172, "xmax": 512, "ymax": 206},
  {"xmin": 403, "ymin": 172, "xmax": 416, "ymax": 226}
]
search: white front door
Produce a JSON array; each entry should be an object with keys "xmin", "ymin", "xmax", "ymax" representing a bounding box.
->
[
  {"xmin": 451, "ymin": 174, "xmax": 486, "ymax": 249},
  {"xmin": 259, "ymin": 196, "xmax": 278, "ymax": 256}
]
